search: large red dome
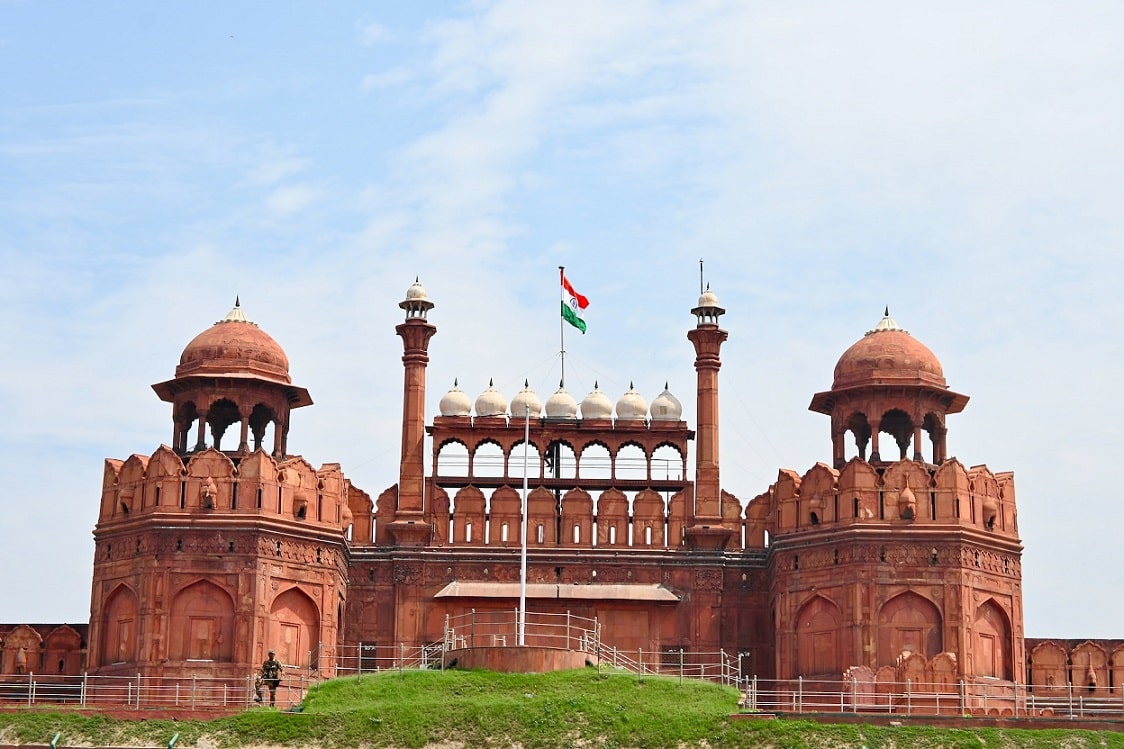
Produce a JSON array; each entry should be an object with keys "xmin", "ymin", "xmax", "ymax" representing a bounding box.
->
[
  {"xmin": 832, "ymin": 313, "xmax": 946, "ymax": 390},
  {"xmin": 175, "ymin": 302, "xmax": 291, "ymax": 384}
]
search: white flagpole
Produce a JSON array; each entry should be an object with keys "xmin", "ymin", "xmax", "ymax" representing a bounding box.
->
[
  {"xmin": 559, "ymin": 265, "xmax": 566, "ymax": 387},
  {"xmin": 519, "ymin": 403, "xmax": 530, "ymax": 646}
]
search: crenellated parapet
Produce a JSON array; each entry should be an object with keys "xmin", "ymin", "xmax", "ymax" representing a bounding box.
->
[
  {"xmin": 747, "ymin": 457, "xmax": 1020, "ymax": 542},
  {"xmin": 97, "ymin": 445, "xmax": 355, "ymax": 536}
]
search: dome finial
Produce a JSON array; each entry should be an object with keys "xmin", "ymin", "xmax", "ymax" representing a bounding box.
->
[
  {"xmin": 220, "ymin": 299, "xmax": 252, "ymax": 325},
  {"xmin": 869, "ymin": 308, "xmax": 905, "ymax": 335}
]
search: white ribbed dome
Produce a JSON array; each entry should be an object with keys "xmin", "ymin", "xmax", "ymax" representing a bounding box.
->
[
  {"xmin": 474, "ymin": 379, "xmax": 508, "ymax": 417},
  {"xmin": 650, "ymin": 383, "xmax": 682, "ymax": 421},
  {"xmin": 406, "ymin": 279, "xmax": 429, "ymax": 300},
  {"xmin": 580, "ymin": 383, "xmax": 613, "ymax": 419},
  {"xmin": 615, "ymin": 383, "xmax": 648, "ymax": 420},
  {"xmin": 545, "ymin": 385, "xmax": 578, "ymax": 419},
  {"xmin": 697, "ymin": 287, "xmax": 720, "ymax": 308},
  {"xmin": 510, "ymin": 380, "xmax": 543, "ymax": 418},
  {"xmin": 439, "ymin": 379, "xmax": 472, "ymax": 417}
]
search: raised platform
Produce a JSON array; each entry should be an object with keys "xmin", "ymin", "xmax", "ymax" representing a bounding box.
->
[{"xmin": 444, "ymin": 645, "xmax": 596, "ymax": 673}]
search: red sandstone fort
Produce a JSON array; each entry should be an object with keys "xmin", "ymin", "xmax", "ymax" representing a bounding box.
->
[{"xmin": 1, "ymin": 282, "xmax": 1116, "ymax": 704}]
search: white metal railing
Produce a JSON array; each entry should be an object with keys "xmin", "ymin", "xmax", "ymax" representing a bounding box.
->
[
  {"xmin": 0, "ymin": 671, "xmax": 310, "ymax": 710},
  {"xmin": 10, "ymin": 648, "xmax": 1124, "ymax": 721},
  {"xmin": 739, "ymin": 675, "xmax": 1124, "ymax": 719}
]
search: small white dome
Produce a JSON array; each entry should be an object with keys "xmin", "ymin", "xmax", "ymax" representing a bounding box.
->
[
  {"xmin": 616, "ymin": 382, "xmax": 648, "ymax": 420},
  {"xmin": 474, "ymin": 379, "xmax": 508, "ymax": 417},
  {"xmin": 406, "ymin": 278, "xmax": 428, "ymax": 300},
  {"xmin": 439, "ymin": 379, "xmax": 472, "ymax": 417},
  {"xmin": 580, "ymin": 383, "xmax": 613, "ymax": 420},
  {"xmin": 650, "ymin": 383, "xmax": 682, "ymax": 421},
  {"xmin": 510, "ymin": 380, "xmax": 542, "ymax": 418},
  {"xmin": 545, "ymin": 385, "xmax": 578, "ymax": 419},
  {"xmin": 697, "ymin": 287, "xmax": 720, "ymax": 308}
]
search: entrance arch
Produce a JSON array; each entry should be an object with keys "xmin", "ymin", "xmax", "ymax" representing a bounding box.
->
[
  {"xmin": 169, "ymin": 580, "xmax": 235, "ymax": 661},
  {"xmin": 269, "ymin": 587, "xmax": 320, "ymax": 669},
  {"xmin": 101, "ymin": 585, "xmax": 139, "ymax": 666},
  {"xmin": 877, "ymin": 591, "xmax": 941, "ymax": 665},
  {"xmin": 794, "ymin": 595, "xmax": 844, "ymax": 677},
  {"xmin": 974, "ymin": 599, "xmax": 1012, "ymax": 679}
]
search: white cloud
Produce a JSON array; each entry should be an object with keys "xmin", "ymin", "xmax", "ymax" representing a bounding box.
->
[
  {"xmin": 265, "ymin": 184, "xmax": 319, "ymax": 216},
  {"xmin": 360, "ymin": 67, "xmax": 413, "ymax": 90},
  {"xmin": 359, "ymin": 21, "xmax": 392, "ymax": 47}
]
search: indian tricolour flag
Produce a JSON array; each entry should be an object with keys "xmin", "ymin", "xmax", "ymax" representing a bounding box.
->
[{"xmin": 561, "ymin": 273, "xmax": 589, "ymax": 334}]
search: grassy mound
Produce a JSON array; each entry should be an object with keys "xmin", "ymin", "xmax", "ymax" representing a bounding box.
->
[{"xmin": 2, "ymin": 668, "xmax": 1124, "ymax": 748}]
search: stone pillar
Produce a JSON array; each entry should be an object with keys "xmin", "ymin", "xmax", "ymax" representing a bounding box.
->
[
  {"xmin": 684, "ymin": 286, "xmax": 733, "ymax": 551},
  {"xmin": 832, "ymin": 427, "xmax": 845, "ymax": 469},
  {"xmin": 239, "ymin": 416, "xmax": 250, "ymax": 452},
  {"xmin": 913, "ymin": 425, "xmax": 923, "ymax": 461},
  {"xmin": 195, "ymin": 417, "xmax": 206, "ymax": 451},
  {"xmin": 388, "ymin": 281, "xmax": 437, "ymax": 547}
]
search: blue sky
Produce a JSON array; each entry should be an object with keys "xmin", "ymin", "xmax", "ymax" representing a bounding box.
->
[{"xmin": 2, "ymin": 1, "xmax": 1122, "ymax": 639}]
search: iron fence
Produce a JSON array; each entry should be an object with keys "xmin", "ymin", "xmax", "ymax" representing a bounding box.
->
[{"xmin": 0, "ymin": 671, "xmax": 310, "ymax": 711}]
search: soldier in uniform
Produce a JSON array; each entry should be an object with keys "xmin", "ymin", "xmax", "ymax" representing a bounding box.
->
[{"xmin": 255, "ymin": 650, "xmax": 284, "ymax": 706}]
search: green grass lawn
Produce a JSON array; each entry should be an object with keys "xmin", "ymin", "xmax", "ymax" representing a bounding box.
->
[{"xmin": 2, "ymin": 668, "xmax": 1124, "ymax": 748}]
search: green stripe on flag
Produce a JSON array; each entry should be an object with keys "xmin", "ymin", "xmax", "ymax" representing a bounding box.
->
[{"xmin": 561, "ymin": 301, "xmax": 587, "ymax": 333}]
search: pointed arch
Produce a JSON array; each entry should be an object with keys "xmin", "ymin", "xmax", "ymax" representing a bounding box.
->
[
  {"xmin": 632, "ymin": 489, "xmax": 665, "ymax": 547},
  {"xmin": 436, "ymin": 438, "xmax": 470, "ymax": 477},
  {"xmin": 101, "ymin": 583, "xmax": 139, "ymax": 666},
  {"xmin": 270, "ymin": 587, "xmax": 320, "ymax": 669},
  {"xmin": 800, "ymin": 463, "xmax": 838, "ymax": 525},
  {"xmin": 596, "ymin": 489, "xmax": 629, "ymax": 547},
  {"xmin": 206, "ymin": 397, "xmax": 242, "ymax": 451},
  {"xmin": 44, "ymin": 625, "xmax": 83, "ymax": 675},
  {"xmin": 472, "ymin": 439, "xmax": 506, "ymax": 479},
  {"xmin": 877, "ymin": 591, "xmax": 942, "ymax": 665},
  {"xmin": 1029, "ymin": 641, "xmax": 1069, "ymax": 693},
  {"xmin": 878, "ymin": 408, "xmax": 915, "ymax": 461},
  {"xmin": 451, "ymin": 486, "xmax": 486, "ymax": 545},
  {"xmin": 795, "ymin": 595, "xmax": 845, "ymax": 677},
  {"xmin": 973, "ymin": 599, "xmax": 1012, "ymax": 679},
  {"xmin": 614, "ymin": 442, "xmax": 647, "ymax": 481},
  {"xmin": 169, "ymin": 579, "xmax": 235, "ymax": 662}
]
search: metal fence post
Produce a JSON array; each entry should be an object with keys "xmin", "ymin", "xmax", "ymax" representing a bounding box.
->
[
  {"xmin": 906, "ymin": 678, "xmax": 912, "ymax": 716},
  {"xmin": 797, "ymin": 676, "xmax": 803, "ymax": 713},
  {"xmin": 81, "ymin": 671, "xmax": 87, "ymax": 706},
  {"xmin": 959, "ymin": 679, "xmax": 965, "ymax": 715},
  {"xmin": 27, "ymin": 672, "xmax": 33, "ymax": 706},
  {"xmin": 1068, "ymin": 681, "xmax": 1074, "ymax": 719},
  {"xmin": 471, "ymin": 609, "xmax": 476, "ymax": 648},
  {"xmin": 191, "ymin": 674, "xmax": 197, "ymax": 711}
]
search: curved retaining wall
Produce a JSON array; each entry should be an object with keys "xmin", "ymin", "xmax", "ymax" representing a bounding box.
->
[{"xmin": 443, "ymin": 646, "xmax": 595, "ymax": 673}]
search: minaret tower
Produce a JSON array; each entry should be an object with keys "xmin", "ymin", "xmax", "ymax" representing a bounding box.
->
[
  {"xmin": 387, "ymin": 279, "xmax": 436, "ymax": 547},
  {"xmin": 684, "ymin": 284, "xmax": 734, "ymax": 550}
]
